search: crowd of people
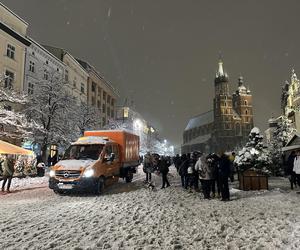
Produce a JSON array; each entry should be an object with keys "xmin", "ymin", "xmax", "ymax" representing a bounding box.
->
[
  {"xmin": 174, "ymin": 152, "xmax": 234, "ymax": 201},
  {"xmin": 142, "ymin": 151, "xmax": 236, "ymax": 201}
]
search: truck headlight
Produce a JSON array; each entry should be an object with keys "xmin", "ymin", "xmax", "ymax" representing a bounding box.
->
[
  {"xmin": 49, "ymin": 170, "xmax": 55, "ymax": 177},
  {"xmin": 83, "ymin": 169, "xmax": 94, "ymax": 178}
]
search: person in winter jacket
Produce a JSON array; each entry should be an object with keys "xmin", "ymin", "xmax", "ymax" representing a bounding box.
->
[
  {"xmin": 195, "ymin": 154, "xmax": 214, "ymax": 199},
  {"xmin": 210, "ymin": 153, "xmax": 221, "ymax": 198},
  {"xmin": 143, "ymin": 152, "xmax": 154, "ymax": 182},
  {"xmin": 178, "ymin": 154, "xmax": 188, "ymax": 188},
  {"xmin": 219, "ymin": 153, "xmax": 231, "ymax": 201},
  {"xmin": 286, "ymin": 151, "xmax": 297, "ymax": 189},
  {"xmin": 293, "ymin": 150, "xmax": 300, "ymax": 186},
  {"xmin": 1, "ymin": 155, "xmax": 15, "ymax": 193},
  {"xmin": 158, "ymin": 156, "xmax": 170, "ymax": 188}
]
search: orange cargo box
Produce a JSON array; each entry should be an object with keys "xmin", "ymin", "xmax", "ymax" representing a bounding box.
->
[{"xmin": 84, "ymin": 130, "xmax": 140, "ymax": 163}]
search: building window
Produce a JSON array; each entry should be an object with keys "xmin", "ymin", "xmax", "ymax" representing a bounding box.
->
[
  {"xmin": 73, "ymin": 77, "xmax": 77, "ymax": 88},
  {"xmin": 111, "ymin": 109, "xmax": 114, "ymax": 118},
  {"xmin": 244, "ymin": 100, "xmax": 248, "ymax": 106},
  {"xmin": 65, "ymin": 70, "xmax": 69, "ymax": 82},
  {"xmin": 102, "ymin": 117, "xmax": 106, "ymax": 126},
  {"xmin": 103, "ymin": 91, "xmax": 106, "ymax": 101},
  {"xmin": 4, "ymin": 105, "xmax": 12, "ymax": 111},
  {"xmin": 97, "ymin": 100, "xmax": 101, "ymax": 108},
  {"xmin": 245, "ymin": 109, "xmax": 248, "ymax": 115},
  {"xmin": 107, "ymin": 95, "xmax": 111, "ymax": 104},
  {"xmin": 32, "ymin": 51, "xmax": 35, "ymax": 56},
  {"xmin": 46, "ymin": 60, "xmax": 49, "ymax": 65},
  {"xmin": 29, "ymin": 61, "xmax": 35, "ymax": 73},
  {"xmin": 57, "ymin": 68, "xmax": 59, "ymax": 72},
  {"xmin": 98, "ymin": 87, "xmax": 101, "ymax": 96},
  {"xmin": 81, "ymin": 83, "xmax": 85, "ymax": 94},
  {"xmin": 6, "ymin": 44, "xmax": 15, "ymax": 59},
  {"xmin": 107, "ymin": 107, "xmax": 110, "ymax": 116},
  {"xmin": 92, "ymin": 82, "xmax": 96, "ymax": 92},
  {"xmin": 28, "ymin": 82, "xmax": 34, "ymax": 95},
  {"xmin": 91, "ymin": 97, "xmax": 96, "ymax": 106},
  {"xmin": 43, "ymin": 70, "xmax": 49, "ymax": 80},
  {"xmin": 102, "ymin": 104, "xmax": 106, "ymax": 113},
  {"xmin": 4, "ymin": 70, "xmax": 14, "ymax": 89}
]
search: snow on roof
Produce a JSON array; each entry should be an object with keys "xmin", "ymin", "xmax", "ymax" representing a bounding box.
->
[
  {"xmin": 183, "ymin": 134, "xmax": 211, "ymax": 146},
  {"xmin": 72, "ymin": 136, "xmax": 111, "ymax": 145},
  {"xmin": 251, "ymin": 127, "xmax": 260, "ymax": 134},
  {"xmin": 185, "ymin": 110, "xmax": 214, "ymax": 131}
]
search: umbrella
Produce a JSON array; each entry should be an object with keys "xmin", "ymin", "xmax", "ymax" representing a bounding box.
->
[{"xmin": 0, "ymin": 140, "xmax": 34, "ymax": 156}]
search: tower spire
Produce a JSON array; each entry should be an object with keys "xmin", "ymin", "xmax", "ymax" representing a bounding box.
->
[{"xmin": 218, "ymin": 59, "xmax": 224, "ymax": 76}]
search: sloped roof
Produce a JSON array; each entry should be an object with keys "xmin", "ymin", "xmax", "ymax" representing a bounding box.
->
[{"xmin": 185, "ymin": 110, "xmax": 214, "ymax": 131}]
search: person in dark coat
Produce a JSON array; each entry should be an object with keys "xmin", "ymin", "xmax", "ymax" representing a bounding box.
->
[
  {"xmin": 211, "ymin": 153, "xmax": 221, "ymax": 198},
  {"xmin": 1, "ymin": 155, "xmax": 15, "ymax": 193},
  {"xmin": 143, "ymin": 152, "xmax": 154, "ymax": 182},
  {"xmin": 178, "ymin": 154, "xmax": 189, "ymax": 188},
  {"xmin": 285, "ymin": 151, "xmax": 297, "ymax": 189},
  {"xmin": 219, "ymin": 153, "xmax": 231, "ymax": 201},
  {"xmin": 158, "ymin": 156, "xmax": 170, "ymax": 188},
  {"xmin": 173, "ymin": 154, "xmax": 181, "ymax": 170}
]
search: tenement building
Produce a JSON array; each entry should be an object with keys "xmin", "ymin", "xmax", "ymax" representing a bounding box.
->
[{"xmin": 182, "ymin": 59, "xmax": 254, "ymax": 154}]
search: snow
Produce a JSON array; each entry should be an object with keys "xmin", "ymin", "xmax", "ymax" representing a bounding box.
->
[
  {"xmin": 7, "ymin": 176, "xmax": 48, "ymax": 191},
  {"xmin": 0, "ymin": 166, "xmax": 300, "ymax": 249},
  {"xmin": 251, "ymin": 127, "xmax": 260, "ymax": 134},
  {"xmin": 73, "ymin": 136, "xmax": 108, "ymax": 145},
  {"xmin": 55, "ymin": 159, "xmax": 96, "ymax": 171}
]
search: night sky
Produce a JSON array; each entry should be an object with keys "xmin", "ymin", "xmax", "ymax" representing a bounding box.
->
[{"xmin": 3, "ymin": 0, "xmax": 300, "ymax": 147}]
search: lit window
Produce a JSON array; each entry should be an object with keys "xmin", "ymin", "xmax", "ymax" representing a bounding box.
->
[{"xmin": 6, "ymin": 44, "xmax": 15, "ymax": 59}]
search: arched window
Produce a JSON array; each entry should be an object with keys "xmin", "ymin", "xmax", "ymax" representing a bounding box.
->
[
  {"xmin": 244, "ymin": 100, "xmax": 248, "ymax": 106},
  {"xmin": 245, "ymin": 109, "xmax": 248, "ymax": 115}
]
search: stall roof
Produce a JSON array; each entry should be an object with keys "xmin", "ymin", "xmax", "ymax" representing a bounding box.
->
[{"xmin": 0, "ymin": 140, "xmax": 34, "ymax": 155}]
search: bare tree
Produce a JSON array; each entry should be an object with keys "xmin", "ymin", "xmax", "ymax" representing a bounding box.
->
[{"xmin": 26, "ymin": 70, "xmax": 77, "ymax": 161}]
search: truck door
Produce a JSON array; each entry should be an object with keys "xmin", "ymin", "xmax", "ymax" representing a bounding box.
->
[{"xmin": 103, "ymin": 144, "xmax": 119, "ymax": 184}]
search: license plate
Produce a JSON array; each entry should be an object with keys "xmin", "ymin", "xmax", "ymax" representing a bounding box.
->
[{"xmin": 58, "ymin": 183, "xmax": 73, "ymax": 190}]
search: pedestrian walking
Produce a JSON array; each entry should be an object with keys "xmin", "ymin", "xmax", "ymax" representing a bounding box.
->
[
  {"xmin": 211, "ymin": 153, "xmax": 221, "ymax": 198},
  {"xmin": 143, "ymin": 152, "xmax": 154, "ymax": 182},
  {"xmin": 195, "ymin": 154, "xmax": 213, "ymax": 199},
  {"xmin": 1, "ymin": 155, "xmax": 15, "ymax": 193},
  {"xmin": 285, "ymin": 151, "xmax": 297, "ymax": 189},
  {"xmin": 178, "ymin": 154, "xmax": 188, "ymax": 188},
  {"xmin": 293, "ymin": 150, "xmax": 300, "ymax": 186},
  {"xmin": 219, "ymin": 152, "xmax": 231, "ymax": 201},
  {"xmin": 158, "ymin": 156, "xmax": 170, "ymax": 189}
]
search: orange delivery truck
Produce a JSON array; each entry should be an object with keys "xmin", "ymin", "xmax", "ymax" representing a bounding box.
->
[{"xmin": 49, "ymin": 130, "xmax": 140, "ymax": 194}]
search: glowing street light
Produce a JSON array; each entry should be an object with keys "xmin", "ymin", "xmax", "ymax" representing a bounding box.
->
[{"xmin": 133, "ymin": 119, "xmax": 143, "ymax": 131}]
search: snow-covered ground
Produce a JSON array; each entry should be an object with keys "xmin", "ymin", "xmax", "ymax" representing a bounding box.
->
[{"xmin": 0, "ymin": 166, "xmax": 300, "ymax": 249}]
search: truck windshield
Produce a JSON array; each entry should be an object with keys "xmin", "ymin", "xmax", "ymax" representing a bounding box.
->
[{"xmin": 63, "ymin": 144, "xmax": 104, "ymax": 160}]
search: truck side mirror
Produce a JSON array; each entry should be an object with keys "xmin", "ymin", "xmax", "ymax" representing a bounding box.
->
[{"xmin": 110, "ymin": 153, "xmax": 115, "ymax": 162}]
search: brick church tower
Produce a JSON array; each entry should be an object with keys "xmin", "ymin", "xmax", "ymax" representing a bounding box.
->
[{"xmin": 213, "ymin": 59, "xmax": 254, "ymax": 152}]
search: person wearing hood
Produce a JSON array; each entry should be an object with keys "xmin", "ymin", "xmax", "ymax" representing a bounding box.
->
[
  {"xmin": 219, "ymin": 152, "xmax": 231, "ymax": 201},
  {"xmin": 158, "ymin": 156, "xmax": 170, "ymax": 189},
  {"xmin": 1, "ymin": 154, "xmax": 15, "ymax": 193},
  {"xmin": 293, "ymin": 150, "xmax": 300, "ymax": 186},
  {"xmin": 195, "ymin": 153, "xmax": 214, "ymax": 199}
]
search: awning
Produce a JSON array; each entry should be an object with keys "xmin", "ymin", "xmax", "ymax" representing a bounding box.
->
[
  {"xmin": 282, "ymin": 145, "xmax": 300, "ymax": 152},
  {"xmin": 0, "ymin": 140, "xmax": 34, "ymax": 156}
]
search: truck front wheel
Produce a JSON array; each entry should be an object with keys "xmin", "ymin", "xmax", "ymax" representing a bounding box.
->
[
  {"xmin": 125, "ymin": 173, "xmax": 133, "ymax": 183},
  {"xmin": 95, "ymin": 178, "xmax": 105, "ymax": 195}
]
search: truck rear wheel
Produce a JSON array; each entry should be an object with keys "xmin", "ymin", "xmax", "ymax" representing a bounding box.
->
[
  {"xmin": 125, "ymin": 173, "xmax": 133, "ymax": 183},
  {"xmin": 95, "ymin": 178, "xmax": 105, "ymax": 195}
]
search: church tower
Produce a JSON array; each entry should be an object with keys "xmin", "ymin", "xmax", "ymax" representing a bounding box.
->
[{"xmin": 213, "ymin": 59, "xmax": 235, "ymax": 151}]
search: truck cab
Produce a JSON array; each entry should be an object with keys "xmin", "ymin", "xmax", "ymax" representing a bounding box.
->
[{"xmin": 49, "ymin": 131, "xmax": 140, "ymax": 194}]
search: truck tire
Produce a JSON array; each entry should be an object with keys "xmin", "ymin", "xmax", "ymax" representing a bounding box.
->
[
  {"xmin": 125, "ymin": 173, "xmax": 133, "ymax": 183},
  {"xmin": 95, "ymin": 178, "xmax": 105, "ymax": 195}
]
